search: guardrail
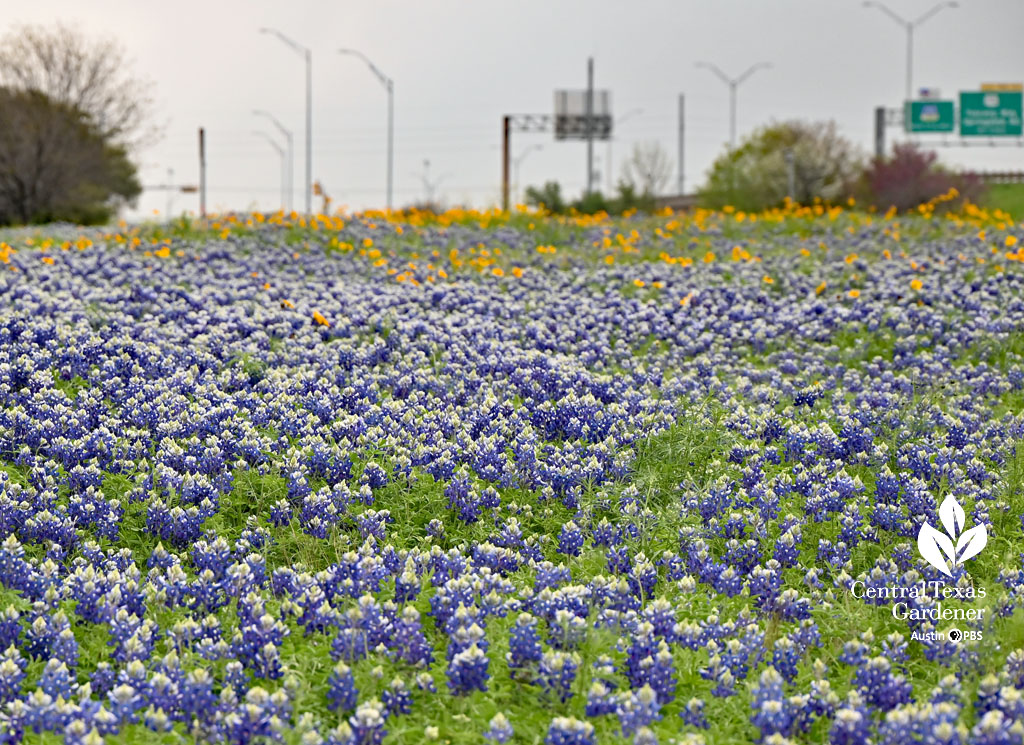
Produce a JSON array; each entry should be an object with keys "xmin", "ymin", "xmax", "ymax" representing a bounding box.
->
[
  {"xmin": 653, "ymin": 194, "xmax": 701, "ymax": 211},
  {"xmin": 961, "ymin": 171, "xmax": 1024, "ymax": 184}
]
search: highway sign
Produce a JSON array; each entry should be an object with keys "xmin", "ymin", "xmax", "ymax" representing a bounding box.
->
[
  {"xmin": 905, "ymin": 100, "xmax": 955, "ymax": 133},
  {"xmin": 960, "ymin": 91, "xmax": 1023, "ymax": 136}
]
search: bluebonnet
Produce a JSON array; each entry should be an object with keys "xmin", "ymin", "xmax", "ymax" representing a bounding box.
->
[
  {"xmin": 484, "ymin": 712, "xmax": 514, "ymax": 743},
  {"xmin": 506, "ymin": 613, "xmax": 542, "ymax": 677},
  {"xmin": 616, "ymin": 685, "xmax": 662, "ymax": 737},
  {"xmin": 446, "ymin": 643, "xmax": 489, "ymax": 695},
  {"xmin": 327, "ymin": 662, "xmax": 358, "ymax": 712},
  {"xmin": 537, "ymin": 650, "xmax": 579, "ymax": 702},
  {"xmin": 381, "ymin": 678, "xmax": 412, "ymax": 717},
  {"xmin": 545, "ymin": 717, "xmax": 595, "ymax": 745}
]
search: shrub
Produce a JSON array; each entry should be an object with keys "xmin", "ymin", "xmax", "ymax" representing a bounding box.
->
[
  {"xmin": 524, "ymin": 181, "xmax": 656, "ymax": 216},
  {"xmin": 525, "ymin": 182, "xmax": 567, "ymax": 214},
  {"xmin": 858, "ymin": 143, "xmax": 985, "ymax": 213}
]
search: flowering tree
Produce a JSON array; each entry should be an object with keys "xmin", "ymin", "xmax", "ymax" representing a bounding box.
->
[{"xmin": 701, "ymin": 120, "xmax": 862, "ymax": 211}]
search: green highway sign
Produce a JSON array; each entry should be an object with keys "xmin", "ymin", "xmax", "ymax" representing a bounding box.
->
[
  {"xmin": 959, "ymin": 90, "xmax": 1023, "ymax": 136},
  {"xmin": 905, "ymin": 100, "xmax": 955, "ymax": 133}
]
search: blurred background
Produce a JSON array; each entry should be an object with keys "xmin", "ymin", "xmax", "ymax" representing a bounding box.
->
[{"xmin": 0, "ymin": 0, "xmax": 1022, "ymax": 219}]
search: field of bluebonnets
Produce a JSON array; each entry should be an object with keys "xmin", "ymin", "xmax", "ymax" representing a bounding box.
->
[{"xmin": 0, "ymin": 197, "xmax": 1023, "ymax": 745}]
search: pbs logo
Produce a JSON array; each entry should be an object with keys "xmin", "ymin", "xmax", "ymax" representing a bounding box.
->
[{"xmin": 947, "ymin": 628, "xmax": 962, "ymax": 643}]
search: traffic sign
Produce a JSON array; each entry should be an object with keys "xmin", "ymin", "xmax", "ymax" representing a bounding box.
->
[
  {"xmin": 960, "ymin": 91, "xmax": 1023, "ymax": 136},
  {"xmin": 905, "ymin": 100, "xmax": 955, "ymax": 133}
]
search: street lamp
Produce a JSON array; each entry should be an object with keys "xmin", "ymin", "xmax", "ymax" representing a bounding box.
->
[
  {"xmin": 513, "ymin": 144, "xmax": 543, "ymax": 205},
  {"xmin": 607, "ymin": 108, "xmax": 644, "ymax": 194},
  {"xmin": 863, "ymin": 1, "xmax": 958, "ymax": 102},
  {"xmin": 253, "ymin": 131, "xmax": 287, "ymax": 211},
  {"xmin": 253, "ymin": 109, "xmax": 294, "ymax": 212},
  {"xmin": 413, "ymin": 159, "xmax": 452, "ymax": 206},
  {"xmin": 260, "ymin": 27, "xmax": 312, "ymax": 215},
  {"xmin": 339, "ymin": 48, "xmax": 394, "ymax": 211},
  {"xmin": 695, "ymin": 61, "xmax": 772, "ymax": 148}
]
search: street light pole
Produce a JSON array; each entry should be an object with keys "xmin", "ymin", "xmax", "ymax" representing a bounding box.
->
[
  {"xmin": 607, "ymin": 108, "xmax": 643, "ymax": 194},
  {"xmin": 513, "ymin": 144, "xmax": 543, "ymax": 205},
  {"xmin": 253, "ymin": 131, "xmax": 287, "ymax": 210},
  {"xmin": 253, "ymin": 110, "xmax": 294, "ymax": 212},
  {"xmin": 696, "ymin": 61, "xmax": 772, "ymax": 149},
  {"xmin": 863, "ymin": 1, "xmax": 958, "ymax": 102},
  {"xmin": 260, "ymin": 28, "xmax": 312, "ymax": 215},
  {"xmin": 339, "ymin": 48, "xmax": 394, "ymax": 210}
]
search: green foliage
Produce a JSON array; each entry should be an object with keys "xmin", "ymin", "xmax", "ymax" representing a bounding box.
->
[
  {"xmin": 607, "ymin": 180, "xmax": 656, "ymax": 214},
  {"xmin": 981, "ymin": 182, "xmax": 1024, "ymax": 219},
  {"xmin": 525, "ymin": 181, "xmax": 657, "ymax": 216},
  {"xmin": 0, "ymin": 88, "xmax": 141, "ymax": 225},
  {"xmin": 571, "ymin": 189, "xmax": 609, "ymax": 215},
  {"xmin": 700, "ymin": 120, "xmax": 862, "ymax": 211},
  {"xmin": 524, "ymin": 181, "xmax": 567, "ymax": 214}
]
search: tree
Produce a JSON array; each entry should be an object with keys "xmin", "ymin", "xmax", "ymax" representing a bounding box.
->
[
  {"xmin": 525, "ymin": 181, "xmax": 567, "ymax": 214},
  {"xmin": 701, "ymin": 120, "xmax": 863, "ymax": 211},
  {"xmin": 0, "ymin": 24, "xmax": 152, "ymax": 225},
  {"xmin": 0, "ymin": 23, "xmax": 157, "ymax": 148},
  {"xmin": 0, "ymin": 88, "xmax": 141, "ymax": 225},
  {"xmin": 621, "ymin": 141, "xmax": 672, "ymax": 197}
]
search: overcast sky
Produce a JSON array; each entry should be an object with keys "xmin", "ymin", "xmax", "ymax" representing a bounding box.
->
[{"xmin": 5, "ymin": 0, "xmax": 1024, "ymax": 217}]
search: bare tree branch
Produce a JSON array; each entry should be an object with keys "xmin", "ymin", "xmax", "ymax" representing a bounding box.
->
[
  {"xmin": 0, "ymin": 22, "xmax": 160, "ymax": 150},
  {"xmin": 621, "ymin": 141, "xmax": 672, "ymax": 196}
]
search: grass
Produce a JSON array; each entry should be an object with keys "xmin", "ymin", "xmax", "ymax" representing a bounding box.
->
[{"xmin": 982, "ymin": 183, "xmax": 1024, "ymax": 220}]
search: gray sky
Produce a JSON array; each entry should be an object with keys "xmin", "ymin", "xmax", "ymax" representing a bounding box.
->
[{"xmin": 6, "ymin": 0, "xmax": 1024, "ymax": 217}]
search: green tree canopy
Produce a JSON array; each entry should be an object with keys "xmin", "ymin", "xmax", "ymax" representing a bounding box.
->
[
  {"xmin": 0, "ymin": 87, "xmax": 141, "ymax": 225},
  {"xmin": 700, "ymin": 120, "xmax": 863, "ymax": 211}
]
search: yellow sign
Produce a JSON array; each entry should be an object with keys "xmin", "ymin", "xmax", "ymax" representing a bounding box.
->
[{"xmin": 981, "ymin": 83, "xmax": 1023, "ymax": 91}]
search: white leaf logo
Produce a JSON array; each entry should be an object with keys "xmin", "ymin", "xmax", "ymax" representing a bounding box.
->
[
  {"xmin": 955, "ymin": 524, "xmax": 987, "ymax": 564},
  {"xmin": 938, "ymin": 494, "xmax": 964, "ymax": 539},
  {"xmin": 917, "ymin": 495, "xmax": 987, "ymax": 576},
  {"xmin": 918, "ymin": 523, "xmax": 955, "ymax": 576}
]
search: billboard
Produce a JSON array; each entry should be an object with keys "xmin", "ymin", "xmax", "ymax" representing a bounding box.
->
[{"xmin": 554, "ymin": 90, "xmax": 612, "ymax": 140}]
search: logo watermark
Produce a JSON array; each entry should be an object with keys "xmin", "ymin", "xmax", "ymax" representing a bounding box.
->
[
  {"xmin": 917, "ymin": 494, "xmax": 987, "ymax": 577},
  {"xmin": 848, "ymin": 495, "xmax": 988, "ymax": 640}
]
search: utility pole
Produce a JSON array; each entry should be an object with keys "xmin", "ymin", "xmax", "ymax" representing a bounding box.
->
[
  {"xmin": 677, "ymin": 95, "xmax": 685, "ymax": 195},
  {"xmin": 198, "ymin": 127, "xmax": 206, "ymax": 218},
  {"xmin": 501, "ymin": 116, "xmax": 511, "ymax": 211},
  {"xmin": 785, "ymin": 148, "xmax": 795, "ymax": 201},
  {"xmin": 874, "ymin": 106, "xmax": 887, "ymax": 159},
  {"xmin": 586, "ymin": 57, "xmax": 594, "ymax": 196}
]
